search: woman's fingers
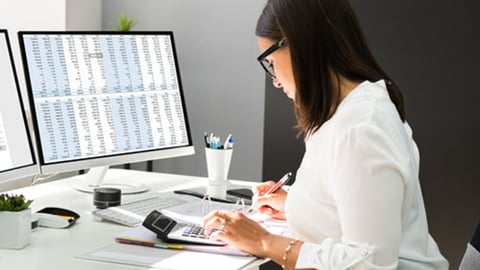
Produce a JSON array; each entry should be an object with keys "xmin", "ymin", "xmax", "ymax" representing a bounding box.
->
[{"xmin": 203, "ymin": 210, "xmax": 224, "ymax": 234}]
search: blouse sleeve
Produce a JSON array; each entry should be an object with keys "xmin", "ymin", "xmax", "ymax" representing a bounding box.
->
[{"xmin": 296, "ymin": 123, "xmax": 406, "ymax": 269}]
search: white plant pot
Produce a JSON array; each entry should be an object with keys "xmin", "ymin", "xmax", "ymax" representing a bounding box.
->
[{"xmin": 0, "ymin": 208, "xmax": 31, "ymax": 249}]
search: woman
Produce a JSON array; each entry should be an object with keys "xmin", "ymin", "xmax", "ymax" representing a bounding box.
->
[{"xmin": 203, "ymin": 0, "xmax": 449, "ymax": 269}]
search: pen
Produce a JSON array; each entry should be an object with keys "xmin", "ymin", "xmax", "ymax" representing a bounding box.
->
[
  {"xmin": 224, "ymin": 134, "xmax": 232, "ymax": 148},
  {"xmin": 117, "ymin": 237, "xmax": 184, "ymax": 249},
  {"xmin": 209, "ymin": 133, "xmax": 215, "ymax": 148},
  {"xmin": 246, "ymin": 172, "xmax": 292, "ymax": 214},
  {"xmin": 264, "ymin": 172, "xmax": 292, "ymax": 195},
  {"xmin": 224, "ymin": 135, "xmax": 234, "ymax": 149},
  {"xmin": 204, "ymin": 132, "xmax": 210, "ymax": 148}
]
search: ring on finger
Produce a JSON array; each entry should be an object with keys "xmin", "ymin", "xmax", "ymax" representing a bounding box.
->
[{"xmin": 219, "ymin": 218, "xmax": 227, "ymax": 230}]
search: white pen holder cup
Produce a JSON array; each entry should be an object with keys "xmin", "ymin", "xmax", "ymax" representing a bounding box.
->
[{"xmin": 205, "ymin": 148, "xmax": 233, "ymax": 197}]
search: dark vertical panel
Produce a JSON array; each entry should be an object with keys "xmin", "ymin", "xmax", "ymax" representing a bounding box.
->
[
  {"xmin": 262, "ymin": 76, "xmax": 304, "ymax": 183},
  {"xmin": 350, "ymin": 1, "xmax": 480, "ymax": 267}
]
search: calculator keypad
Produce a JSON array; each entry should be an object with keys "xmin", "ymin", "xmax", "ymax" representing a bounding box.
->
[{"xmin": 182, "ymin": 224, "xmax": 219, "ymax": 239}]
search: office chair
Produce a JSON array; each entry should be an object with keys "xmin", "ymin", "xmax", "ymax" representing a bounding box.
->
[{"xmin": 459, "ymin": 220, "xmax": 480, "ymax": 270}]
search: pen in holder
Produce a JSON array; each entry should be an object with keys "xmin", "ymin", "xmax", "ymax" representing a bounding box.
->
[{"xmin": 205, "ymin": 147, "xmax": 233, "ymax": 198}]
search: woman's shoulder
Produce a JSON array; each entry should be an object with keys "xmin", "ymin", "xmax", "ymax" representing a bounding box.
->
[
  {"xmin": 320, "ymin": 80, "xmax": 407, "ymax": 147},
  {"xmin": 334, "ymin": 80, "xmax": 400, "ymax": 126}
]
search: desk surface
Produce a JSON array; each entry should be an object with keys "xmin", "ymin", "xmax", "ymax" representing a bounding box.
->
[{"xmin": 0, "ymin": 169, "xmax": 264, "ymax": 270}]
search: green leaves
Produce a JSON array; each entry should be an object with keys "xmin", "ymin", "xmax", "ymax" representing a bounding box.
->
[
  {"xmin": 112, "ymin": 13, "xmax": 137, "ymax": 32},
  {"xmin": 0, "ymin": 194, "xmax": 32, "ymax": 211}
]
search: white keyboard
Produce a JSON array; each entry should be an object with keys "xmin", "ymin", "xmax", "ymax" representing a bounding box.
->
[{"xmin": 92, "ymin": 196, "xmax": 187, "ymax": 227}]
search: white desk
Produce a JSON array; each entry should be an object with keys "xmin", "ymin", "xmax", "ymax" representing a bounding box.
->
[{"xmin": 0, "ymin": 169, "xmax": 265, "ymax": 270}]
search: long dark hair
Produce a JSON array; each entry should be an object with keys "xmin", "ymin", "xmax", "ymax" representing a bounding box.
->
[{"xmin": 256, "ymin": 0, "xmax": 405, "ymax": 137}]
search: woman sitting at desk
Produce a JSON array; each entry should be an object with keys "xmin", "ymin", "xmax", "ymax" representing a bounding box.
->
[{"xmin": 203, "ymin": 0, "xmax": 449, "ymax": 269}]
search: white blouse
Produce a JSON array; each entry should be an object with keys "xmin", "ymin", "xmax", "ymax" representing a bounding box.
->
[{"xmin": 285, "ymin": 80, "xmax": 448, "ymax": 269}]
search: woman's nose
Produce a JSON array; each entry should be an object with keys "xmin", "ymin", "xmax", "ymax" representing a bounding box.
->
[{"xmin": 272, "ymin": 77, "xmax": 282, "ymax": 88}]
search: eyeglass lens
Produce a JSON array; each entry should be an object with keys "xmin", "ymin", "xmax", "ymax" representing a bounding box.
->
[
  {"xmin": 257, "ymin": 38, "xmax": 286, "ymax": 79},
  {"xmin": 261, "ymin": 58, "xmax": 275, "ymax": 78}
]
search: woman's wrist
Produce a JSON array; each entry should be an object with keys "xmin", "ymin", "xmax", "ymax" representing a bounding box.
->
[
  {"xmin": 281, "ymin": 239, "xmax": 298, "ymax": 269},
  {"xmin": 260, "ymin": 234, "xmax": 303, "ymax": 269},
  {"xmin": 259, "ymin": 232, "xmax": 278, "ymax": 258}
]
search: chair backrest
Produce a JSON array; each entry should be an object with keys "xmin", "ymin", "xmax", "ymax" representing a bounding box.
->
[
  {"xmin": 458, "ymin": 220, "xmax": 480, "ymax": 270},
  {"xmin": 472, "ymin": 220, "xmax": 480, "ymax": 252}
]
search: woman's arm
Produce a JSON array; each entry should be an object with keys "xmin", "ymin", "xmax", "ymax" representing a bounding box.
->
[{"xmin": 202, "ymin": 210, "xmax": 309, "ymax": 269}]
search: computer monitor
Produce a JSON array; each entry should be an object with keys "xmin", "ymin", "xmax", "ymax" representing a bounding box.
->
[
  {"xmin": 18, "ymin": 31, "xmax": 194, "ymax": 193},
  {"xmin": 0, "ymin": 29, "xmax": 37, "ymax": 186}
]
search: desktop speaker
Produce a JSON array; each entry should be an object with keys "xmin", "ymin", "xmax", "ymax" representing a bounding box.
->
[{"xmin": 93, "ymin": 188, "xmax": 121, "ymax": 209}]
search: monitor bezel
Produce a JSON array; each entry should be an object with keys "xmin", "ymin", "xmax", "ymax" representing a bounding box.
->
[
  {"xmin": 18, "ymin": 31, "xmax": 194, "ymax": 175},
  {"xmin": 0, "ymin": 29, "xmax": 38, "ymax": 184}
]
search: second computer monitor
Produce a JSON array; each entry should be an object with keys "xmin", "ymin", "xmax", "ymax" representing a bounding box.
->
[
  {"xmin": 0, "ymin": 29, "xmax": 37, "ymax": 186},
  {"xmin": 19, "ymin": 31, "xmax": 194, "ymax": 192}
]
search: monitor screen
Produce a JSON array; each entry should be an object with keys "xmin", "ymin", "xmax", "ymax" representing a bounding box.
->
[
  {"xmin": 18, "ymin": 31, "xmax": 194, "ymax": 193},
  {"xmin": 0, "ymin": 30, "xmax": 37, "ymax": 185}
]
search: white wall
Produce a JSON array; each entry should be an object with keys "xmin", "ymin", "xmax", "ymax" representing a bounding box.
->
[
  {"xmin": 0, "ymin": 0, "xmax": 67, "ymax": 107},
  {"xmin": 0, "ymin": 0, "xmax": 67, "ymax": 30},
  {"xmin": 102, "ymin": 0, "xmax": 267, "ymax": 181},
  {"xmin": 0, "ymin": 0, "xmax": 101, "ymax": 106}
]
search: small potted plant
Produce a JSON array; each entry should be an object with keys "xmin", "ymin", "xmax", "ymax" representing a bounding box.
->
[
  {"xmin": 0, "ymin": 193, "xmax": 33, "ymax": 249},
  {"xmin": 112, "ymin": 12, "xmax": 137, "ymax": 32}
]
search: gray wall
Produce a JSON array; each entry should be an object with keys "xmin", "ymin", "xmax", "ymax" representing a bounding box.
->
[
  {"xmin": 102, "ymin": 0, "xmax": 267, "ymax": 182},
  {"xmin": 263, "ymin": 1, "xmax": 480, "ymax": 268}
]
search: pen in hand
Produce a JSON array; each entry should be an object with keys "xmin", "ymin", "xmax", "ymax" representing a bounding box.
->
[
  {"xmin": 246, "ymin": 172, "xmax": 292, "ymax": 214},
  {"xmin": 263, "ymin": 172, "xmax": 292, "ymax": 195}
]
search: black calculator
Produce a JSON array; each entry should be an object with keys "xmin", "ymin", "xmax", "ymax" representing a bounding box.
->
[{"xmin": 142, "ymin": 210, "xmax": 225, "ymax": 246}]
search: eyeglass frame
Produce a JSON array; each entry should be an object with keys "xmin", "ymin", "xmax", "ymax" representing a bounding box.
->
[
  {"xmin": 200, "ymin": 194, "xmax": 248, "ymax": 217},
  {"xmin": 256, "ymin": 38, "xmax": 288, "ymax": 79}
]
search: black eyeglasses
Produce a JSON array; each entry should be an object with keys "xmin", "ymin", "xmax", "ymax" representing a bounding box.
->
[{"xmin": 256, "ymin": 38, "xmax": 287, "ymax": 78}]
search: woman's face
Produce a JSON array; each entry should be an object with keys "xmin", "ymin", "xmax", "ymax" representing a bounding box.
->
[{"xmin": 257, "ymin": 37, "xmax": 295, "ymax": 100}]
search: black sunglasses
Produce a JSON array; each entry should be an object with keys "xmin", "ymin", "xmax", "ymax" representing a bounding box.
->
[{"xmin": 256, "ymin": 38, "xmax": 287, "ymax": 78}]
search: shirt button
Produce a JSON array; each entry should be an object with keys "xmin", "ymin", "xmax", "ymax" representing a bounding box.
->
[{"xmin": 360, "ymin": 248, "xmax": 368, "ymax": 256}]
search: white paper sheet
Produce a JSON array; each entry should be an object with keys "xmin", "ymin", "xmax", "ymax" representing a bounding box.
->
[{"xmin": 77, "ymin": 242, "xmax": 257, "ymax": 270}]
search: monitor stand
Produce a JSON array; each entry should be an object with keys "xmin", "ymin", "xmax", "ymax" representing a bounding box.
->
[{"xmin": 74, "ymin": 166, "xmax": 149, "ymax": 194}]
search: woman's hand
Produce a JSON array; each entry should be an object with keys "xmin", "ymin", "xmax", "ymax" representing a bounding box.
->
[
  {"xmin": 252, "ymin": 181, "xmax": 288, "ymax": 220},
  {"xmin": 202, "ymin": 210, "xmax": 274, "ymax": 258}
]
